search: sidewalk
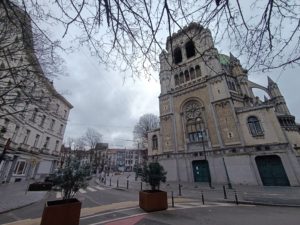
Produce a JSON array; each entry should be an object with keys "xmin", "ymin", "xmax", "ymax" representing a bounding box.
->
[
  {"xmin": 1, "ymin": 176, "xmax": 300, "ymax": 216},
  {"xmin": 0, "ymin": 181, "xmax": 48, "ymax": 214},
  {"xmin": 99, "ymin": 176, "xmax": 300, "ymax": 207}
]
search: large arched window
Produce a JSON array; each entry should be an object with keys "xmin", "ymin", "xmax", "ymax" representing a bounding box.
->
[
  {"xmin": 173, "ymin": 47, "xmax": 182, "ymax": 64},
  {"xmin": 152, "ymin": 135, "xmax": 158, "ymax": 150},
  {"xmin": 184, "ymin": 101, "xmax": 205, "ymax": 143},
  {"xmin": 185, "ymin": 41, "xmax": 195, "ymax": 58},
  {"xmin": 248, "ymin": 116, "xmax": 264, "ymax": 136}
]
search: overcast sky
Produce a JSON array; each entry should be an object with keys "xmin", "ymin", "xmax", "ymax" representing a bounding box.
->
[
  {"xmin": 52, "ymin": 43, "xmax": 300, "ymax": 149},
  {"xmin": 46, "ymin": 3, "xmax": 300, "ymax": 149},
  {"xmin": 53, "ymin": 47, "xmax": 160, "ymax": 148}
]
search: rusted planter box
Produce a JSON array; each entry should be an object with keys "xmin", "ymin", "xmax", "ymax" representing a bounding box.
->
[
  {"xmin": 139, "ymin": 190, "xmax": 168, "ymax": 212},
  {"xmin": 40, "ymin": 198, "xmax": 81, "ymax": 225}
]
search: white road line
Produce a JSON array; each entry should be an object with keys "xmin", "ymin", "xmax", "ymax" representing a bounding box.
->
[
  {"xmin": 81, "ymin": 207, "xmax": 140, "ymax": 220},
  {"xmin": 56, "ymin": 192, "xmax": 62, "ymax": 199},
  {"xmin": 87, "ymin": 187, "xmax": 97, "ymax": 192},
  {"xmin": 94, "ymin": 186, "xmax": 105, "ymax": 191},
  {"xmin": 79, "ymin": 188, "xmax": 87, "ymax": 193},
  {"xmin": 88, "ymin": 212, "xmax": 147, "ymax": 225}
]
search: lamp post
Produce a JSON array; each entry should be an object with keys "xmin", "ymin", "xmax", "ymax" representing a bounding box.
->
[{"xmin": 200, "ymin": 124, "xmax": 212, "ymax": 188}]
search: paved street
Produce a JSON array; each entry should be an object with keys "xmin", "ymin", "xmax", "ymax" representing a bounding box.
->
[
  {"xmin": 79, "ymin": 203, "xmax": 300, "ymax": 225},
  {"xmin": 1, "ymin": 174, "xmax": 300, "ymax": 225}
]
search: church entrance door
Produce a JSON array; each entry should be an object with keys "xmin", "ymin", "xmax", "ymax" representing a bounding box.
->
[
  {"xmin": 255, "ymin": 155, "xmax": 290, "ymax": 186},
  {"xmin": 192, "ymin": 160, "xmax": 210, "ymax": 182}
]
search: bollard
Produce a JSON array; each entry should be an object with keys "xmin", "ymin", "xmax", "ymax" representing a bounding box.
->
[
  {"xmin": 117, "ymin": 179, "xmax": 119, "ymax": 188},
  {"xmin": 171, "ymin": 191, "xmax": 174, "ymax": 207},
  {"xmin": 126, "ymin": 180, "xmax": 129, "ymax": 189},
  {"xmin": 109, "ymin": 178, "xmax": 111, "ymax": 186},
  {"xmin": 234, "ymin": 190, "xmax": 239, "ymax": 205},
  {"xmin": 140, "ymin": 182, "xmax": 143, "ymax": 191},
  {"xmin": 223, "ymin": 185, "xmax": 227, "ymax": 199},
  {"xmin": 201, "ymin": 190, "xmax": 205, "ymax": 205},
  {"xmin": 178, "ymin": 184, "xmax": 182, "ymax": 196}
]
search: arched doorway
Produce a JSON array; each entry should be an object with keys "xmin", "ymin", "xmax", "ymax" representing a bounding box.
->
[
  {"xmin": 255, "ymin": 155, "xmax": 290, "ymax": 186},
  {"xmin": 192, "ymin": 160, "xmax": 211, "ymax": 182}
]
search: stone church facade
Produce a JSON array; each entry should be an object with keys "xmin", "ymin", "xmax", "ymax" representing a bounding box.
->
[{"xmin": 148, "ymin": 23, "xmax": 300, "ymax": 186}]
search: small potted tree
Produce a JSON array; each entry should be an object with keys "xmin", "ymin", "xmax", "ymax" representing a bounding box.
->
[
  {"xmin": 139, "ymin": 162, "xmax": 167, "ymax": 212},
  {"xmin": 40, "ymin": 156, "xmax": 91, "ymax": 225}
]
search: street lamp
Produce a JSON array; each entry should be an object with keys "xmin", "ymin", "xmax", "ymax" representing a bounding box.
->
[{"xmin": 198, "ymin": 121, "xmax": 212, "ymax": 188}]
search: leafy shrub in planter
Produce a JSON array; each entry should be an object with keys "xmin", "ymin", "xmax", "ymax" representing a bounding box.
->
[
  {"xmin": 139, "ymin": 162, "xmax": 168, "ymax": 212},
  {"xmin": 52, "ymin": 157, "xmax": 91, "ymax": 199},
  {"xmin": 141, "ymin": 162, "xmax": 167, "ymax": 191}
]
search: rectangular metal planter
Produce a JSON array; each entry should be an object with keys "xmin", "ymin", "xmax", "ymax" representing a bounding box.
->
[
  {"xmin": 139, "ymin": 190, "xmax": 168, "ymax": 212},
  {"xmin": 40, "ymin": 198, "xmax": 81, "ymax": 225}
]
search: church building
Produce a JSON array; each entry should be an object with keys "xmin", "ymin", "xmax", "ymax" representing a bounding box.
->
[{"xmin": 148, "ymin": 23, "xmax": 300, "ymax": 186}]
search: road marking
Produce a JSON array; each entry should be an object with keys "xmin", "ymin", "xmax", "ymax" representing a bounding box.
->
[
  {"xmin": 95, "ymin": 186, "xmax": 105, "ymax": 191},
  {"xmin": 79, "ymin": 188, "xmax": 87, "ymax": 193},
  {"xmin": 56, "ymin": 192, "xmax": 62, "ymax": 199},
  {"xmin": 88, "ymin": 213, "xmax": 147, "ymax": 225},
  {"xmin": 81, "ymin": 207, "xmax": 140, "ymax": 220},
  {"xmin": 87, "ymin": 187, "xmax": 97, "ymax": 192}
]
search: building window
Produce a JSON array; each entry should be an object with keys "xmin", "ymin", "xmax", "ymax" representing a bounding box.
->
[
  {"xmin": 173, "ymin": 47, "xmax": 182, "ymax": 64},
  {"xmin": 152, "ymin": 135, "xmax": 158, "ymax": 150},
  {"xmin": 44, "ymin": 137, "xmax": 50, "ymax": 149},
  {"xmin": 31, "ymin": 108, "xmax": 38, "ymax": 122},
  {"xmin": 59, "ymin": 124, "xmax": 64, "ymax": 134},
  {"xmin": 40, "ymin": 115, "xmax": 46, "ymax": 127},
  {"xmin": 184, "ymin": 101, "xmax": 206, "ymax": 143},
  {"xmin": 34, "ymin": 134, "xmax": 40, "ymax": 147},
  {"xmin": 12, "ymin": 126, "xmax": 20, "ymax": 141},
  {"xmin": 4, "ymin": 118, "xmax": 9, "ymax": 128},
  {"xmin": 185, "ymin": 41, "xmax": 195, "ymax": 58},
  {"xmin": 64, "ymin": 110, "xmax": 67, "ymax": 119},
  {"xmin": 227, "ymin": 77, "xmax": 237, "ymax": 91},
  {"xmin": 174, "ymin": 75, "xmax": 179, "ymax": 86},
  {"xmin": 179, "ymin": 72, "xmax": 184, "ymax": 84},
  {"xmin": 31, "ymin": 82, "xmax": 36, "ymax": 93},
  {"xmin": 22, "ymin": 101, "xmax": 29, "ymax": 117},
  {"xmin": 23, "ymin": 129, "xmax": 30, "ymax": 144},
  {"xmin": 186, "ymin": 118, "xmax": 206, "ymax": 142},
  {"xmin": 13, "ymin": 91, "xmax": 21, "ymax": 107},
  {"xmin": 248, "ymin": 116, "xmax": 264, "ymax": 136},
  {"xmin": 13, "ymin": 160, "xmax": 27, "ymax": 175},
  {"xmin": 56, "ymin": 104, "xmax": 60, "ymax": 113},
  {"xmin": 50, "ymin": 119, "xmax": 55, "ymax": 130},
  {"xmin": 185, "ymin": 70, "xmax": 190, "ymax": 82},
  {"xmin": 190, "ymin": 68, "xmax": 195, "ymax": 80},
  {"xmin": 46, "ymin": 99, "xmax": 52, "ymax": 110},
  {"xmin": 55, "ymin": 140, "xmax": 59, "ymax": 151},
  {"xmin": 195, "ymin": 65, "xmax": 201, "ymax": 77}
]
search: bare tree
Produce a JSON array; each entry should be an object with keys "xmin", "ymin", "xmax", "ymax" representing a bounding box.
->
[
  {"xmin": 1, "ymin": 0, "xmax": 299, "ymax": 78},
  {"xmin": 73, "ymin": 136, "xmax": 87, "ymax": 150},
  {"xmin": 133, "ymin": 114, "xmax": 159, "ymax": 148},
  {"xmin": 84, "ymin": 128, "xmax": 102, "ymax": 149}
]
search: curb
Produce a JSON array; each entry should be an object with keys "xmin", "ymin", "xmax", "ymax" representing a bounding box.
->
[{"xmin": 222, "ymin": 199, "xmax": 300, "ymax": 208}]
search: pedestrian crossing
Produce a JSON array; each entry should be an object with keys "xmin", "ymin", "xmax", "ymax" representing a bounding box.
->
[{"xmin": 55, "ymin": 185, "xmax": 109, "ymax": 199}]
